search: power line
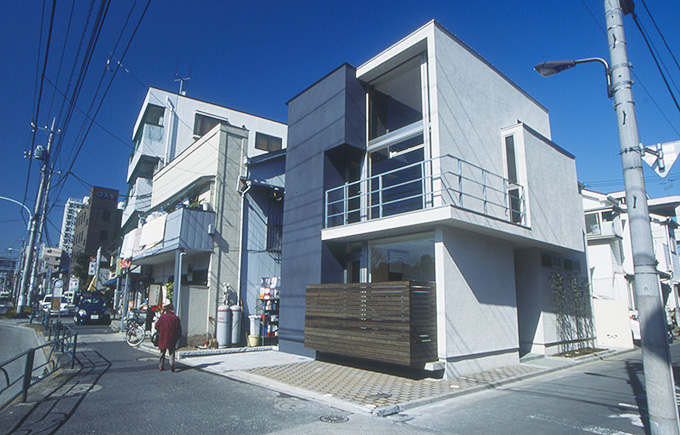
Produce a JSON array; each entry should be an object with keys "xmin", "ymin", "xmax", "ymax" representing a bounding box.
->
[
  {"xmin": 23, "ymin": 0, "xmax": 57, "ymax": 205},
  {"xmin": 630, "ymin": 13, "xmax": 680, "ymax": 116}
]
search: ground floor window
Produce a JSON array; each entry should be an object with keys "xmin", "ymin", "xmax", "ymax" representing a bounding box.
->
[{"xmin": 368, "ymin": 232, "xmax": 435, "ymax": 282}]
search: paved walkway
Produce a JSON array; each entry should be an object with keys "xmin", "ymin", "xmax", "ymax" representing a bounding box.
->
[
  {"xmin": 154, "ymin": 342, "xmax": 621, "ymax": 416},
  {"xmin": 5, "ymin": 317, "xmax": 632, "ymax": 419}
]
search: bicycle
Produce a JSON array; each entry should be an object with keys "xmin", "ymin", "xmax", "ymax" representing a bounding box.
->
[{"xmin": 125, "ymin": 310, "xmax": 160, "ymax": 347}]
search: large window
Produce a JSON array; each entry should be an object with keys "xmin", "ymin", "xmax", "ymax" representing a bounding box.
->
[
  {"xmin": 369, "ymin": 134, "xmax": 425, "ymax": 217},
  {"xmin": 194, "ymin": 113, "xmax": 228, "ymax": 137},
  {"xmin": 505, "ymin": 135, "xmax": 522, "ymax": 224},
  {"xmin": 368, "ymin": 56, "xmax": 423, "ymax": 140},
  {"xmin": 255, "ymin": 132, "xmax": 283, "ymax": 152},
  {"xmin": 369, "ymin": 233, "xmax": 434, "ymax": 283}
]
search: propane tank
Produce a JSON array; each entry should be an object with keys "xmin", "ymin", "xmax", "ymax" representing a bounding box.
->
[
  {"xmin": 216, "ymin": 305, "xmax": 232, "ymax": 348},
  {"xmin": 230, "ymin": 305, "xmax": 242, "ymax": 346}
]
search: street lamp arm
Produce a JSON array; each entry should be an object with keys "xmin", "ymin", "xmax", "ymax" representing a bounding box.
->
[
  {"xmin": 0, "ymin": 196, "xmax": 33, "ymax": 218},
  {"xmin": 534, "ymin": 57, "xmax": 613, "ymax": 98}
]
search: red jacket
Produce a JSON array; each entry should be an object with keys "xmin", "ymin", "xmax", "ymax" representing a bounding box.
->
[{"xmin": 155, "ymin": 312, "xmax": 181, "ymax": 350}]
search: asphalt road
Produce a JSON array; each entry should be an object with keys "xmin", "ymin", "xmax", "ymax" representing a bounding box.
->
[{"xmin": 398, "ymin": 345, "xmax": 680, "ymax": 434}]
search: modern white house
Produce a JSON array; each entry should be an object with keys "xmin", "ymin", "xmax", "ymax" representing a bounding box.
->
[
  {"xmin": 584, "ymin": 189, "xmax": 680, "ymax": 348},
  {"xmin": 120, "ymin": 88, "xmax": 286, "ymax": 346},
  {"xmin": 280, "ymin": 20, "xmax": 589, "ymax": 378}
]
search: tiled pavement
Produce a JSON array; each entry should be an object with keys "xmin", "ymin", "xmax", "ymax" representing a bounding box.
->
[{"xmin": 243, "ymin": 360, "xmax": 544, "ymax": 413}]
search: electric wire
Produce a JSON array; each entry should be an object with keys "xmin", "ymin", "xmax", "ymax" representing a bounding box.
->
[
  {"xmin": 630, "ymin": 12, "xmax": 680, "ymax": 116},
  {"xmin": 578, "ymin": 0, "xmax": 680, "ymax": 137},
  {"xmin": 23, "ymin": 0, "xmax": 57, "ymax": 206},
  {"xmin": 50, "ymin": 0, "xmax": 152, "ymax": 212},
  {"xmin": 638, "ymin": 0, "xmax": 680, "ymax": 80}
]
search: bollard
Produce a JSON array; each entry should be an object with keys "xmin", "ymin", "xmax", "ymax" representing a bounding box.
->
[{"xmin": 21, "ymin": 349, "xmax": 35, "ymax": 403}]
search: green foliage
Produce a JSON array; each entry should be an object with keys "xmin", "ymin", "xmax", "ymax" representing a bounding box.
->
[
  {"xmin": 551, "ymin": 272, "xmax": 595, "ymax": 354},
  {"xmin": 72, "ymin": 253, "xmax": 92, "ymax": 291}
]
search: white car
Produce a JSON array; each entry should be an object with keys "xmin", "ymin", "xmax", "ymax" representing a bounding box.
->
[
  {"xmin": 40, "ymin": 295, "xmax": 69, "ymax": 316},
  {"xmin": 629, "ymin": 310, "xmax": 641, "ymax": 341}
]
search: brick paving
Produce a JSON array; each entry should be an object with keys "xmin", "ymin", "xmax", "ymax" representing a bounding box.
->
[{"xmin": 245, "ymin": 360, "xmax": 542, "ymax": 410}]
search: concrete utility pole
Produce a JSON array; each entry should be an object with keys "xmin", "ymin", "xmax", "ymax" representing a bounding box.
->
[
  {"xmin": 605, "ymin": 0, "xmax": 679, "ymax": 433},
  {"xmin": 17, "ymin": 118, "xmax": 58, "ymax": 313}
]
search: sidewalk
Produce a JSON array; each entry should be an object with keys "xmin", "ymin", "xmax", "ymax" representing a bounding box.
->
[
  {"xmin": 138, "ymin": 336, "xmax": 633, "ymax": 417},
  {"xmin": 7, "ymin": 316, "xmax": 637, "ymax": 419}
]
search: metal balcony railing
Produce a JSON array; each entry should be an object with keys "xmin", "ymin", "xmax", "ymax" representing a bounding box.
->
[{"xmin": 325, "ymin": 154, "xmax": 525, "ymax": 228}]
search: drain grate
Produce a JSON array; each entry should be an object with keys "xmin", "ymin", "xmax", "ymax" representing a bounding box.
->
[{"xmin": 319, "ymin": 415, "xmax": 349, "ymax": 424}]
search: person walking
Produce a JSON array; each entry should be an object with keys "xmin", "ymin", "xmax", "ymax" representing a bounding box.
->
[{"xmin": 155, "ymin": 304, "xmax": 181, "ymax": 372}]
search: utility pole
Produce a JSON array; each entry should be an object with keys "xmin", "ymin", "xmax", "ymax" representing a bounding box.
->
[
  {"xmin": 17, "ymin": 118, "xmax": 58, "ymax": 314},
  {"xmin": 27, "ymin": 166, "xmax": 54, "ymax": 306},
  {"xmin": 605, "ymin": 1, "xmax": 679, "ymax": 433}
]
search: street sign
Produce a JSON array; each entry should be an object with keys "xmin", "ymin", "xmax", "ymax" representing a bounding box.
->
[
  {"xmin": 88, "ymin": 256, "xmax": 97, "ymax": 275},
  {"xmin": 642, "ymin": 140, "xmax": 680, "ymax": 178},
  {"xmin": 69, "ymin": 277, "xmax": 79, "ymax": 292},
  {"xmin": 53, "ymin": 279, "xmax": 63, "ymax": 297}
]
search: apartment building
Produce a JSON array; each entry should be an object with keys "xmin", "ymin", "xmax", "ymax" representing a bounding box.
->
[
  {"xmin": 120, "ymin": 88, "xmax": 286, "ymax": 346},
  {"xmin": 280, "ymin": 21, "xmax": 588, "ymax": 378},
  {"xmin": 59, "ymin": 197, "xmax": 86, "ymax": 255}
]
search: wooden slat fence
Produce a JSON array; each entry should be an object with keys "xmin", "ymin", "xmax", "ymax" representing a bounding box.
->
[{"xmin": 305, "ymin": 281, "xmax": 437, "ymax": 367}]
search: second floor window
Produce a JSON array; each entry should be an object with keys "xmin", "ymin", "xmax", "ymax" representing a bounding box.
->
[
  {"xmin": 194, "ymin": 113, "xmax": 227, "ymax": 137},
  {"xmin": 255, "ymin": 132, "xmax": 283, "ymax": 152}
]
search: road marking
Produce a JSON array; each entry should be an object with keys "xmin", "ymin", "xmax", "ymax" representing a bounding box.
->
[
  {"xmin": 608, "ymin": 413, "xmax": 643, "ymax": 428},
  {"xmin": 528, "ymin": 414, "xmax": 635, "ymax": 434}
]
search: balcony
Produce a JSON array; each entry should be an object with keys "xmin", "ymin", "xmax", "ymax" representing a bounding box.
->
[
  {"xmin": 127, "ymin": 124, "xmax": 164, "ymax": 183},
  {"xmin": 122, "ymin": 178, "xmax": 153, "ymax": 229},
  {"xmin": 586, "ymin": 221, "xmax": 622, "ymax": 239},
  {"xmin": 325, "ymin": 155, "xmax": 525, "ymax": 228},
  {"xmin": 305, "ymin": 281, "xmax": 437, "ymax": 368},
  {"xmin": 131, "ymin": 208, "xmax": 215, "ymax": 265}
]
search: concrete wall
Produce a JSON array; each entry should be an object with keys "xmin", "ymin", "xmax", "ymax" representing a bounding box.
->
[
  {"xmin": 241, "ymin": 187, "xmax": 283, "ymax": 323},
  {"xmin": 178, "ymin": 285, "xmax": 210, "ymax": 347},
  {"xmin": 514, "ymin": 248, "xmax": 590, "ymax": 356},
  {"xmin": 134, "ymin": 87, "xmax": 287, "ymax": 162},
  {"xmin": 592, "ymin": 297, "xmax": 634, "ymax": 349},
  {"xmin": 208, "ymin": 128, "xmax": 249, "ymax": 343},
  {"xmin": 432, "ymin": 25, "xmax": 550, "ymax": 177},
  {"xmin": 280, "ymin": 64, "xmax": 366, "ymax": 355},
  {"xmin": 152, "ymin": 125, "xmax": 221, "ymax": 208},
  {"xmin": 439, "ymin": 226, "xmax": 520, "ymax": 376}
]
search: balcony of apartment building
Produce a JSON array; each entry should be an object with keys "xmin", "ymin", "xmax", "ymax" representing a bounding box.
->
[
  {"xmin": 585, "ymin": 210, "xmax": 623, "ymax": 240},
  {"xmin": 128, "ymin": 207, "xmax": 215, "ymax": 266},
  {"xmin": 324, "ymin": 152, "xmax": 525, "ymax": 233},
  {"xmin": 122, "ymin": 178, "xmax": 153, "ymax": 230},
  {"xmin": 127, "ymin": 121, "xmax": 165, "ymax": 184}
]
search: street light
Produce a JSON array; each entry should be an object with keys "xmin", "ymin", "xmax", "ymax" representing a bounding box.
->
[
  {"xmin": 534, "ymin": 58, "xmax": 613, "ymax": 97},
  {"xmin": 534, "ymin": 1, "xmax": 679, "ymax": 432}
]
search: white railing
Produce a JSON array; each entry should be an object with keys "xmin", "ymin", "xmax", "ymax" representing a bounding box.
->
[
  {"xmin": 586, "ymin": 221, "xmax": 622, "ymax": 238},
  {"xmin": 325, "ymin": 154, "xmax": 525, "ymax": 228}
]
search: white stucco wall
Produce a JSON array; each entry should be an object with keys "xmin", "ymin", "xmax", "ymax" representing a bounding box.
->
[
  {"xmin": 439, "ymin": 226, "xmax": 520, "ymax": 376},
  {"xmin": 134, "ymin": 87, "xmax": 286, "ymax": 163}
]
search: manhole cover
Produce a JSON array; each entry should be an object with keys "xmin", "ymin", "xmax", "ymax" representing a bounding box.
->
[
  {"xmin": 137, "ymin": 357, "xmax": 157, "ymax": 362},
  {"xmin": 274, "ymin": 400, "xmax": 307, "ymax": 411},
  {"xmin": 319, "ymin": 415, "xmax": 349, "ymax": 424}
]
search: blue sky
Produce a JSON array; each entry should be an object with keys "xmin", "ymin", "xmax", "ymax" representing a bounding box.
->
[{"xmin": 0, "ymin": 0, "xmax": 679, "ymax": 255}]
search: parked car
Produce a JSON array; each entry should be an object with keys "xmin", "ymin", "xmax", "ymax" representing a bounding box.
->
[
  {"xmin": 74, "ymin": 296, "xmax": 111, "ymax": 325},
  {"xmin": 0, "ymin": 296, "xmax": 13, "ymax": 315},
  {"xmin": 39, "ymin": 294, "xmax": 69, "ymax": 316},
  {"xmin": 629, "ymin": 309, "xmax": 642, "ymax": 342}
]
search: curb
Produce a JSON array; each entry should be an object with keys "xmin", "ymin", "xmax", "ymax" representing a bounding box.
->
[{"xmin": 371, "ymin": 347, "xmax": 640, "ymax": 417}]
